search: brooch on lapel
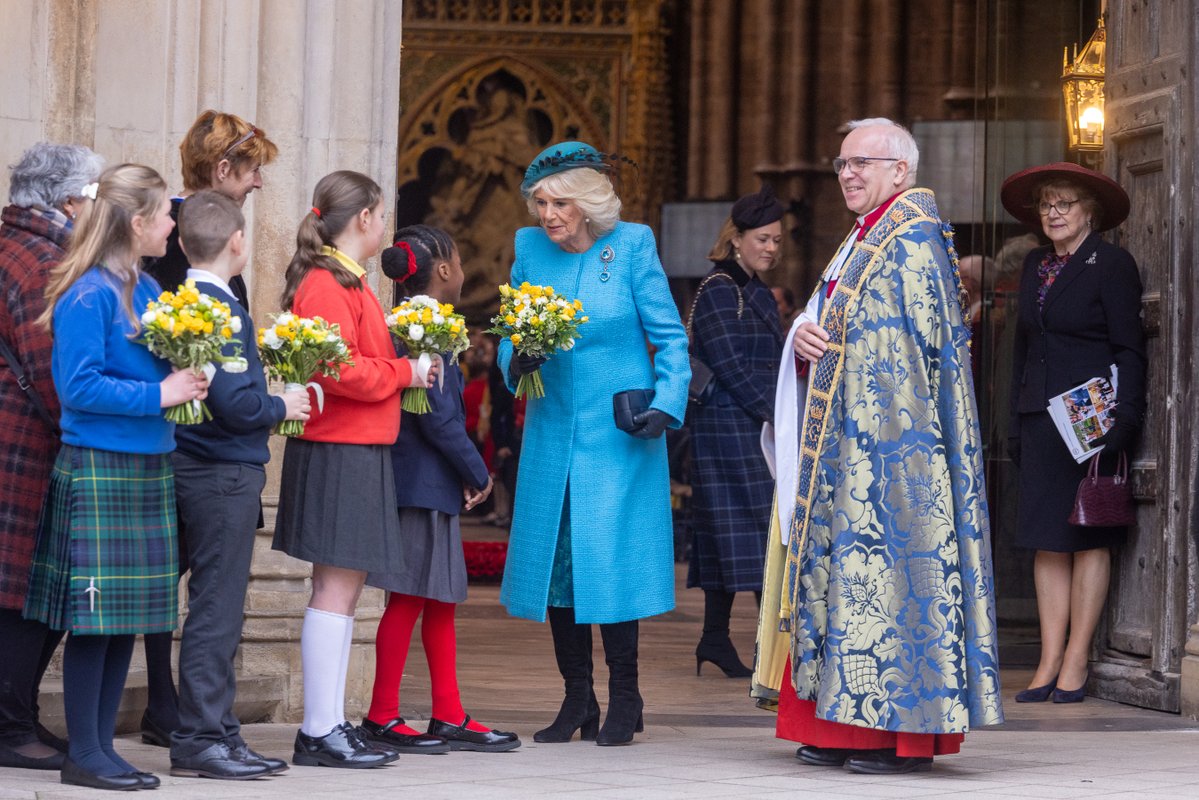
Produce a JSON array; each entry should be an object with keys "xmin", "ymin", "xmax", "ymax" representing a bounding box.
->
[
  {"xmin": 1086, "ymin": 251, "xmax": 1097, "ymax": 265},
  {"xmin": 599, "ymin": 245, "xmax": 615, "ymax": 282}
]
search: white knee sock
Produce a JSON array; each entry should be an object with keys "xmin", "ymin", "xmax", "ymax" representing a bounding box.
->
[
  {"xmin": 301, "ymin": 607, "xmax": 353, "ymax": 737},
  {"xmin": 335, "ymin": 614, "xmax": 354, "ymax": 723}
]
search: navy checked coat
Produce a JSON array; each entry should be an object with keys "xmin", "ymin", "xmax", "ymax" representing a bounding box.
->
[
  {"xmin": 0, "ymin": 206, "xmax": 65, "ymax": 609},
  {"xmin": 686, "ymin": 261, "xmax": 782, "ymax": 592}
]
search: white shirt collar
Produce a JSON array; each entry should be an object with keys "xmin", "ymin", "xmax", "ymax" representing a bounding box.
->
[{"xmin": 186, "ymin": 268, "xmax": 235, "ymax": 298}]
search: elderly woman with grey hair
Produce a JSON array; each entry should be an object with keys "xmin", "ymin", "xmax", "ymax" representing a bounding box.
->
[{"xmin": 0, "ymin": 142, "xmax": 103, "ymax": 771}]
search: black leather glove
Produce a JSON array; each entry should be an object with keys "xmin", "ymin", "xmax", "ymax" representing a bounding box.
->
[
  {"xmin": 1093, "ymin": 421, "xmax": 1137, "ymax": 455},
  {"xmin": 1006, "ymin": 437, "xmax": 1021, "ymax": 467},
  {"xmin": 508, "ymin": 353, "xmax": 547, "ymax": 383},
  {"xmin": 629, "ymin": 408, "xmax": 673, "ymax": 440}
]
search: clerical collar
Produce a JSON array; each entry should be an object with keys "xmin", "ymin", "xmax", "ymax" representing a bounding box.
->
[
  {"xmin": 855, "ymin": 191, "xmax": 905, "ymax": 240},
  {"xmin": 319, "ymin": 245, "xmax": 366, "ymax": 278}
]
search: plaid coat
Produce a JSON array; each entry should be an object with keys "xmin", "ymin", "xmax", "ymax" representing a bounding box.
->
[
  {"xmin": 687, "ymin": 262, "xmax": 782, "ymax": 591},
  {"xmin": 0, "ymin": 206, "xmax": 65, "ymax": 609}
]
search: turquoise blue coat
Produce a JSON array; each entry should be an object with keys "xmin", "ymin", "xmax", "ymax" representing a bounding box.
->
[{"xmin": 498, "ymin": 222, "xmax": 690, "ymax": 623}]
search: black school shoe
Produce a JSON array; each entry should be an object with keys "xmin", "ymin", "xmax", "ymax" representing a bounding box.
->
[
  {"xmin": 427, "ymin": 715, "xmax": 521, "ymax": 752},
  {"xmin": 60, "ymin": 757, "xmax": 143, "ymax": 791},
  {"xmin": 169, "ymin": 741, "xmax": 272, "ymax": 780},
  {"xmin": 360, "ymin": 718, "xmax": 450, "ymax": 754},
  {"xmin": 228, "ymin": 742, "xmax": 289, "ymax": 774},
  {"xmin": 0, "ymin": 743, "xmax": 65, "ymax": 770},
  {"xmin": 292, "ymin": 722, "xmax": 398, "ymax": 768},
  {"xmin": 843, "ymin": 751, "xmax": 933, "ymax": 774}
]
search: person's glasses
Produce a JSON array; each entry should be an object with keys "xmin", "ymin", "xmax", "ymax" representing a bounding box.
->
[
  {"xmin": 222, "ymin": 126, "xmax": 259, "ymax": 160},
  {"xmin": 832, "ymin": 156, "xmax": 899, "ymax": 174},
  {"xmin": 1037, "ymin": 199, "xmax": 1079, "ymax": 216}
]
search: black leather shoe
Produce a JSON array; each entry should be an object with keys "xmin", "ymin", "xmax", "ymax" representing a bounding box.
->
[
  {"xmin": 0, "ymin": 743, "xmax": 65, "ymax": 770},
  {"xmin": 60, "ymin": 757, "xmax": 142, "ymax": 791},
  {"xmin": 360, "ymin": 718, "xmax": 450, "ymax": 754},
  {"xmin": 228, "ymin": 742, "xmax": 289, "ymax": 774},
  {"xmin": 127, "ymin": 771, "xmax": 161, "ymax": 788},
  {"xmin": 795, "ymin": 745, "xmax": 866, "ymax": 767},
  {"xmin": 844, "ymin": 751, "xmax": 933, "ymax": 774},
  {"xmin": 292, "ymin": 722, "xmax": 398, "ymax": 768},
  {"xmin": 140, "ymin": 711, "xmax": 174, "ymax": 747},
  {"xmin": 170, "ymin": 741, "xmax": 271, "ymax": 780},
  {"xmin": 427, "ymin": 715, "xmax": 521, "ymax": 752},
  {"xmin": 36, "ymin": 722, "xmax": 70, "ymax": 753}
]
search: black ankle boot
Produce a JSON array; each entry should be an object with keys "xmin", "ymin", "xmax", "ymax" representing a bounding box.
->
[
  {"xmin": 596, "ymin": 620, "xmax": 644, "ymax": 746},
  {"xmin": 695, "ymin": 636, "xmax": 753, "ymax": 678},
  {"xmin": 695, "ymin": 589, "xmax": 752, "ymax": 677},
  {"xmin": 534, "ymin": 607, "xmax": 601, "ymax": 743}
]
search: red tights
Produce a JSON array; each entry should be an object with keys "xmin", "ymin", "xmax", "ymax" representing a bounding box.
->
[{"xmin": 367, "ymin": 593, "xmax": 488, "ymax": 734}]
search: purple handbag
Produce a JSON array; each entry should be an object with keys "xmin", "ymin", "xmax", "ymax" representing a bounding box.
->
[{"xmin": 1068, "ymin": 452, "xmax": 1135, "ymax": 527}]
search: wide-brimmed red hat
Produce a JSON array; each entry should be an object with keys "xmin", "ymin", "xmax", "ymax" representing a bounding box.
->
[{"xmin": 1000, "ymin": 162, "xmax": 1130, "ymax": 232}]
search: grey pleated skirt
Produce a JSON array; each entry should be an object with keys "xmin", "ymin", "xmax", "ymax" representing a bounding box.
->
[
  {"xmin": 366, "ymin": 507, "xmax": 467, "ymax": 604},
  {"xmin": 272, "ymin": 438, "xmax": 404, "ymax": 572}
]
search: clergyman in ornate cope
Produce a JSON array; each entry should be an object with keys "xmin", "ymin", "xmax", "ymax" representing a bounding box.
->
[{"xmin": 753, "ymin": 118, "xmax": 1003, "ymax": 776}]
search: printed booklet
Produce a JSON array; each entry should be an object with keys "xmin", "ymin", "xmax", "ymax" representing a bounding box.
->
[{"xmin": 1046, "ymin": 367, "xmax": 1118, "ymax": 463}]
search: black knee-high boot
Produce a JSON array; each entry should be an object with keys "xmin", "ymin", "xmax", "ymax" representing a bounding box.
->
[
  {"xmin": 534, "ymin": 606, "xmax": 600, "ymax": 743},
  {"xmin": 596, "ymin": 620, "xmax": 643, "ymax": 746},
  {"xmin": 695, "ymin": 589, "xmax": 752, "ymax": 678}
]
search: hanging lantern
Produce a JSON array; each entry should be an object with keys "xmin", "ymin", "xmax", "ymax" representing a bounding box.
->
[{"xmin": 1062, "ymin": 17, "xmax": 1106, "ymax": 152}]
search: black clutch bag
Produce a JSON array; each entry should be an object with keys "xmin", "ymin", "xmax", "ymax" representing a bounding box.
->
[{"xmin": 613, "ymin": 389, "xmax": 655, "ymax": 433}]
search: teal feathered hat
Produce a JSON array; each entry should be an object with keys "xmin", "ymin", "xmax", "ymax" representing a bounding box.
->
[{"xmin": 520, "ymin": 141, "xmax": 634, "ymax": 196}]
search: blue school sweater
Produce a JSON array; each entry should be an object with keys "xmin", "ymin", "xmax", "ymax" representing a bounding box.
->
[{"xmin": 52, "ymin": 267, "xmax": 173, "ymax": 454}]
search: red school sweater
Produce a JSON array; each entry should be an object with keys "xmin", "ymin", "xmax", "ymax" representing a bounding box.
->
[{"xmin": 291, "ymin": 268, "xmax": 413, "ymax": 444}]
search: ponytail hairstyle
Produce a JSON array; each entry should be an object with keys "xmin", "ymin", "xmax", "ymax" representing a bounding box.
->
[
  {"xmin": 39, "ymin": 162, "xmax": 167, "ymax": 331},
  {"xmin": 281, "ymin": 170, "xmax": 383, "ymax": 311},
  {"xmin": 392, "ymin": 224, "xmax": 456, "ymax": 296}
]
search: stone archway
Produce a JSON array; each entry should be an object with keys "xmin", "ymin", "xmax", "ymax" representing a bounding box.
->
[{"xmin": 396, "ymin": 59, "xmax": 606, "ymax": 318}]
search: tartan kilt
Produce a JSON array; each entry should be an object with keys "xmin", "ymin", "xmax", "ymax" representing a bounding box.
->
[{"xmin": 23, "ymin": 445, "xmax": 179, "ymax": 635}]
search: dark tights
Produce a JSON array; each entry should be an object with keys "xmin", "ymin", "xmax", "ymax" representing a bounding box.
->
[{"xmin": 63, "ymin": 634, "xmax": 138, "ymax": 776}]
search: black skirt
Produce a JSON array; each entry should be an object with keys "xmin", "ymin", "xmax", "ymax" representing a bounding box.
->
[
  {"xmin": 1015, "ymin": 412, "xmax": 1125, "ymax": 552},
  {"xmin": 273, "ymin": 438, "xmax": 404, "ymax": 571}
]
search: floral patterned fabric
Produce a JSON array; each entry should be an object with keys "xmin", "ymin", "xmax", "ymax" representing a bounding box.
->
[
  {"xmin": 774, "ymin": 189, "xmax": 1003, "ymax": 735},
  {"xmin": 1036, "ymin": 250, "xmax": 1071, "ymax": 309}
]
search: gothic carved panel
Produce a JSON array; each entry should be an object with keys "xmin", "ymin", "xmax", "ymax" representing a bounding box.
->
[{"xmin": 397, "ymin": 0, "xmax": 670, "ymax": 320}]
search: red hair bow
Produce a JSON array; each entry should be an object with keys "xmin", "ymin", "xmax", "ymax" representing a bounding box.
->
[{"xmin": 396, "ymin": 241, "xmax": 418, "ymax": 280}]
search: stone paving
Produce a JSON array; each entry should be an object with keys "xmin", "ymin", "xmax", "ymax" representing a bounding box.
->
[{"xmin": 4, "ymin": 549, "xmax": 1198, "ymax": 799}]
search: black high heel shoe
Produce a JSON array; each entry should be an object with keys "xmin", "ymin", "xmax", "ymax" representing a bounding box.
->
[
  {"xmin": 1014, "ymin": 676, "xmax": 1058, "ymax": 703},
  {"xmin": 695, "ymin": 638, "xmax": 753, "ymax": 678}
]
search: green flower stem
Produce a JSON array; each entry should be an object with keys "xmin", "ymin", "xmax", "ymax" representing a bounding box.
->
[
  {"xmin": 274, "ymin": 419, "xmax": 306, "ymax": 437},
  {"xmin": 401, "ymin": 387, "xmax": 432, "ymax": 414},
  {"xmin": 515, "ymin": 369, "xmax": 545, "ymax": 399}
]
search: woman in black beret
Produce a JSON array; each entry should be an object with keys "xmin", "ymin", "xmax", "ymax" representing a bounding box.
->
[{"xmin": 685, "ymin": 185, "xmax": 785, "ymax": 677}]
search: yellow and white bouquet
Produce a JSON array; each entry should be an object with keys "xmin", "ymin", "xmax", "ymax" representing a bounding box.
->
[
  {"xmin": 257, "ymin": 313, "xmax": 353, "ymax": 436},
  {"xmin": 487, "ymin": 282, "xmax": 587, "ymax": 399},
  {"xmin": 385, "ymin": 295, "xmax": 469, "ymax": 414},
  {"xmin": 138, "ymin": 279, "xmax": 247, "ymax": 424}
]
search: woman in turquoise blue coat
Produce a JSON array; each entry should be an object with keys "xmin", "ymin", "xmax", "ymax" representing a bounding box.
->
[{"xmin": 497, "ymin": 142, "xmax": 689, "ymax": 747}]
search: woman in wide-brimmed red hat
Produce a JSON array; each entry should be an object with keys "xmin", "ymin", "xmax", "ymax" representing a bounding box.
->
[{"xmin": 1000, "ymin": 162, "xmax": 1147, "ymax": 705}]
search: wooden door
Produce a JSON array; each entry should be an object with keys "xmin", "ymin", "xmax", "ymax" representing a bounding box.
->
[{"xmin": 1094, "ymin": 0, "xmax": 1197, "ymax": 712}]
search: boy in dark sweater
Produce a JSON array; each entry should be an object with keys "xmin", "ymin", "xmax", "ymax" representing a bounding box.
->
[{"xmin": 167, "ymin": 191, "xmax": 309, "ymax": 780}]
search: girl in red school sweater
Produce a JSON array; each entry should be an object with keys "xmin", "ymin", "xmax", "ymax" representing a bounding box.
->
[{"xmin": 272, "ymin": 171, "xmax": 436, "ymax": 769}]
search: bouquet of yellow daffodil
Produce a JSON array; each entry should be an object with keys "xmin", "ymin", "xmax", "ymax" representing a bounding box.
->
[
  {"xmin": 258, "ymin": 313, "xmax": 353, "ymax": 436},
  {"xmin": 385, "ymin": 295, "xmax": 469, "ymax": 414},
  {"xmin": 487, "ymin": 282, "xmax": 587, "ymax": 399},
  {"xmin": 138, "ymin": 279, "xmax": 247, "ymax": 424}
]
